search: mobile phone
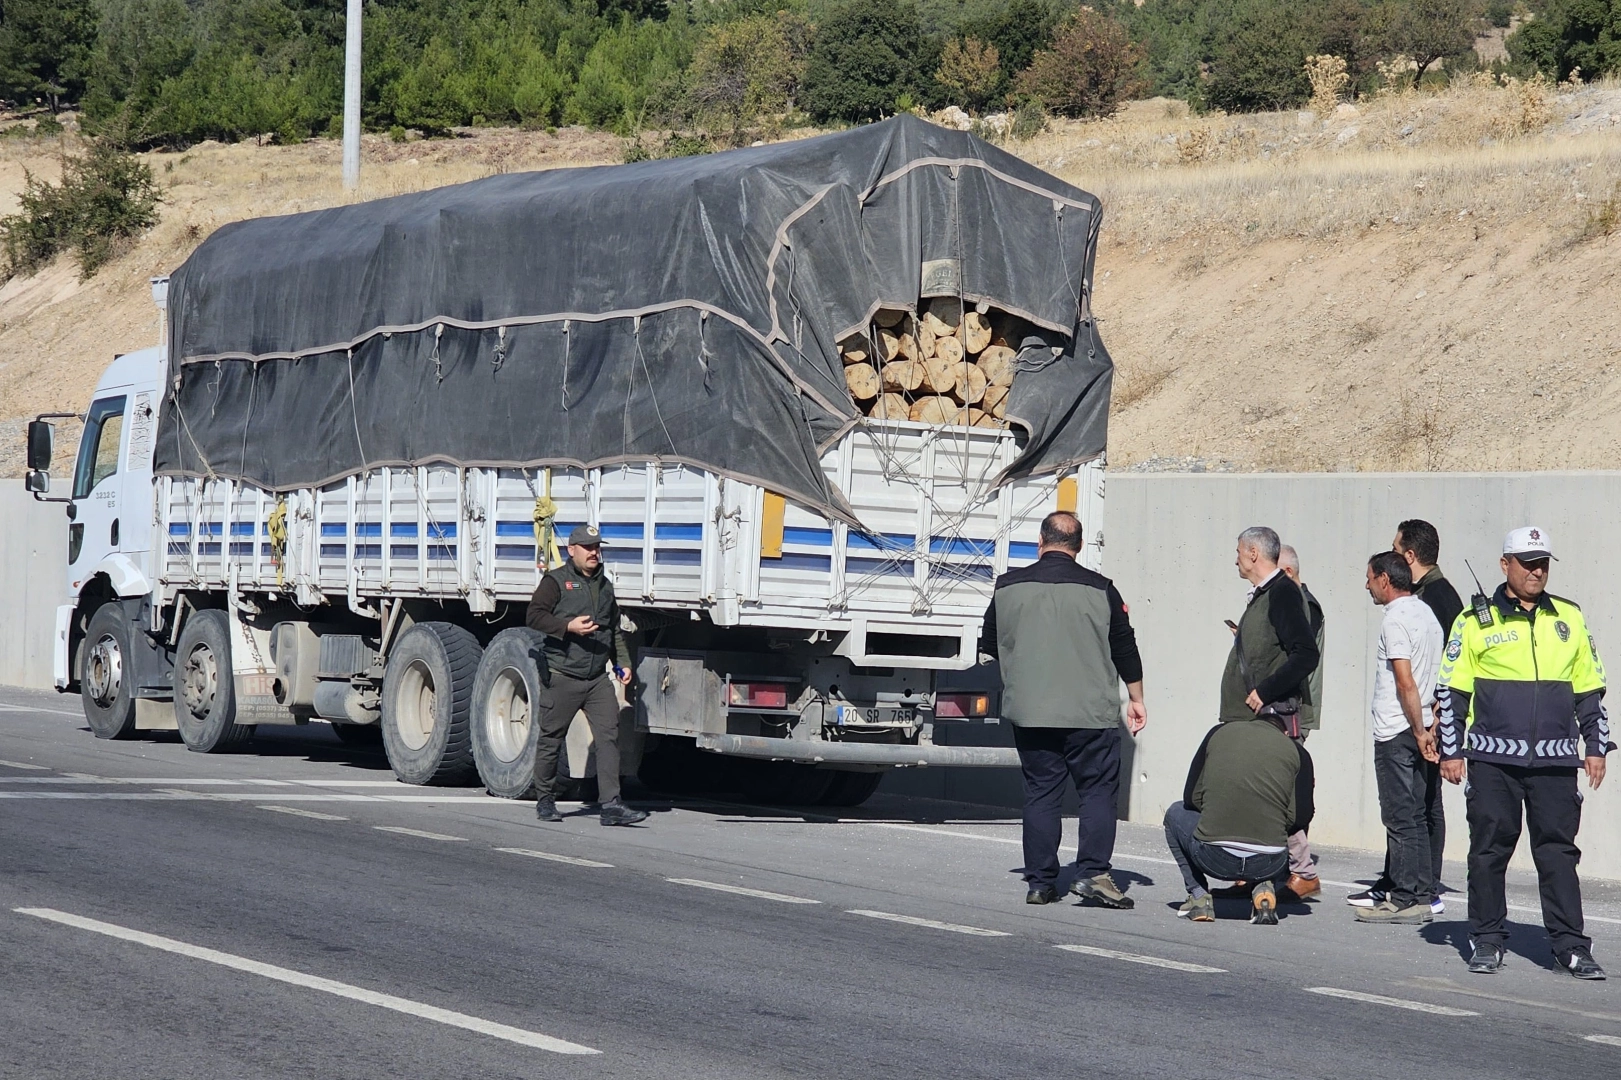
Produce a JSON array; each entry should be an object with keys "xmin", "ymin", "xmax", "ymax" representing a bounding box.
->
[{"xmin": 1224, "ymin": 619, "xmax": 1239, "ymax": 631}]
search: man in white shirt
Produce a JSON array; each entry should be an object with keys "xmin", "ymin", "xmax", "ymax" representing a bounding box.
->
[{"xmin": 1356, "ymin": 550, "xmax": 1445, "ymax": 924}]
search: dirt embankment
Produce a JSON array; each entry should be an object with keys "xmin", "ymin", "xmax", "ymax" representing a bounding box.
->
[{"xmin": 1, "ymin": 81, "xmax": 1619, "ymax": 476}]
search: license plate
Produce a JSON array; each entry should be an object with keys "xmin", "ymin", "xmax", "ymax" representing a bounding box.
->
[{"xmin": 835, "ymin": 705, "xmax": 916, "ymax": 726}]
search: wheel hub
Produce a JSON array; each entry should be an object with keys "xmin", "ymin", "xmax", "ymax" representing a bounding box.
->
[
  {"xmin": 181, "ymin": 643, "xmax": 218, "ymax": 719},
  {"xmin": 395, "ymin": 660, "xmax": 437, "ymax": 751},
  {"xmin": 483, "ymin": 668, "xmax": 531, "ymax": 763},
  {"xmin": 85, "ymin": 633, "xmax": 123, "ymax": 708}
]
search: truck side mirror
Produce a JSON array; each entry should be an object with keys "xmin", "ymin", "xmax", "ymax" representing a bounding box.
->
[
  {"xmin": 24, "ymin": 469, "xmax": 49, "ymax": 494},
  {"xmin": 26, "ymin": 419, "xmax": 53, "ymax": 471}
]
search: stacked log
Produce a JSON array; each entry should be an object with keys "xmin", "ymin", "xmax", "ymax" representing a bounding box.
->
[{"xmin": 839, "ymin": 297, "xmax": 1034, "ymax": 429}]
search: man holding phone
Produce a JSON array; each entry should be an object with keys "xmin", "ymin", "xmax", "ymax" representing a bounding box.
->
[{"xmin": 526, "ymin": 524, "xmax": 645, "ymax": 826}]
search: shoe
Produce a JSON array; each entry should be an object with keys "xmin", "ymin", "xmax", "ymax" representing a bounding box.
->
[
  {"xmin": 1071, "ymin": 872, "xmax": 1134, "ymax": 910},
  {"xmin": 1285, "ymin": 873, "xmax": 1322, "ymax": 901},
  {"xmin": 1354, "ymin": 899, "xmax": 1433, "ymax": 924},
  {"xmin": 1467, "ymin": 943, "xmax": 1506, "ymax": 974},
  {"xmin": 1177, "ymin": 892, "xmax": 1216, "ymax": 922},
  {"xmin": 1026, "ymin": 885, "xmax": 1060, "ymax": 905},
  {"xmin": 1251, "ymin": 881, "xmax": 1279, "ymax": 925},
  {"xmin": 1560, "ymin": 947, "xmax": 1607, "ymax": 981},
  {"xmin": 598, "ymin": 798, "xmax": 648, "ymax": 826},
  {"xmin": 1346, "ymin": 886, "xmax": 1388, "ymax": 909},
  {"xmin": 1430, "ymin": 896, "xmax": 1446, "ymax": 916},
  {"xmin": 534, "ymin": 797, "xmax": 563, "ymax": 822}
]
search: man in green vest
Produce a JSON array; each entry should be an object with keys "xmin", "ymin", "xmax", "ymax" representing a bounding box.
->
[
  {"xmin": 1221, "ymin": 527, "xmax": 1321, "ymax": 899},
  {"xmin": 527, "ymin": 524, "xmax": 646, "ymax": 826}
]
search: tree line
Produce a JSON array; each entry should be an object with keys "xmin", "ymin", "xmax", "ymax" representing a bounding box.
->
[{"xmin": 0, "ymin": 0, "xmax": 1616, "ymax": 148}]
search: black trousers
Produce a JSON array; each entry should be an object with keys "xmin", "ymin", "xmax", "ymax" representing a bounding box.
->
[
  {"xmin": 1013, "ymin": 725, "xmax": 1121, "ymax": 888},
  {"xmin": 533, "ymin": 673, "xmax": 623, "ymax": 803},
  {"xmin": 1373, "ymin": 730, "xmax": 1437, "ymax": 909},
  {"xmin": 1465, "ymin": 759, "xmax": 1589, "ymax": 956},
  {"xmin": 1374, "ymin": 748, "xmax": 1445, "ymax": 895}
]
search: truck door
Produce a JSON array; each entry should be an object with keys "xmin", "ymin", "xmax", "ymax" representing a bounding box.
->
[{"xmin": 68, "ymin": 393, "xmax": 129, "ymax": 588}]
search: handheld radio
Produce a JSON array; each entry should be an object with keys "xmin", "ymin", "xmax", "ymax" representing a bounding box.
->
[{"xmin": 1464, "ymin": 559, "xmax": 1494, "ymax": 627}]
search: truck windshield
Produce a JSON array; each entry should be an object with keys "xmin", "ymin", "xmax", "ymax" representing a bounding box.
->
[{"xmin": 73, "ymin": 396, "xmax": 127, "ymax": 500}]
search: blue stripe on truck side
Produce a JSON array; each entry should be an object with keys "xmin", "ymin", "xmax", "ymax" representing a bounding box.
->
[{"xmin": 1008, "ymin": 542, "xmax": 1039, "ymax": 561}]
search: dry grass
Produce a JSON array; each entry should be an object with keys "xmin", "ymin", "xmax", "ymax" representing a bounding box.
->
[{"xmin": 1008, "ymin": 76, "xmax": 1621, "ymax": 250}]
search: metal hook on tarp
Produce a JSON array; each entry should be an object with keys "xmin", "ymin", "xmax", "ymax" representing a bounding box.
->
[{"xmin": 492, "ymin": 325, "xmax": 507, "ymax": 371}]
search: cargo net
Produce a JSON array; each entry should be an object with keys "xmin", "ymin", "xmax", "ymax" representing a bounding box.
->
[{"xmin": 838, "ymin": 296, "xmax": 1049, "ymax": 609}]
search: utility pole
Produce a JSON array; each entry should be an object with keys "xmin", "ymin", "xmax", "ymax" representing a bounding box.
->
[{"xmin": 342, "ymin": 0, "xmax": 362, "ymax": 190}]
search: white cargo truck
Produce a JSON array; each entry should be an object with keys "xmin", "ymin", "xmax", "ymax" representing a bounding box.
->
[{"xmin": 23, "ymin": 118, "xmax": 1114, "ymax": 806}]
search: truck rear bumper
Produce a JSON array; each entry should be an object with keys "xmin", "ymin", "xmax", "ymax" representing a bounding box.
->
[{"xmin": 695, "ymin": 732, "xmax": 1018, "ymax": 768}]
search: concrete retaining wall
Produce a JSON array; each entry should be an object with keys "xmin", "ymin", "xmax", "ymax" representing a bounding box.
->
[{"xmin": 1108, "ymin": 472, "xmax": 1621, "ymax": 881}]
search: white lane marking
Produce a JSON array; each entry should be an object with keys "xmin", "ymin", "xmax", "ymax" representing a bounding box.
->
[
  {"xmin": 0, "ymin": 758, "xmax": 48, "ymax": 770},
  {"xmin": 259, "ymin": 805, "xmax": 349, "ymax": 822},
  {"xmin": 0, "ymin": 793, "xmax": 499, "ymax": 803},
  {"xmin": 496, "ymin": 848, "xmax": 614, "ymax": 868},
  {"xmin": 374, "ymin": 826, "xmax": 466, "ymax": 842},
  {"xmin": 0, "ymin": 777, "xmax": 295, "ymax": 785},
  {"xmin": 666, "ymin": 878, "xmax": 820, "ymax": 904},
  {"xmin": 1304, "ymin": 987, "xmax": 1479, "ymax": 1016},
  {"xmin": 1585, "ymin": 1034, "xmax": 1621, "ymax": 1047},
  {"xmin": 15, "ymin": 907, "xmax": 597, "ymax": 1054},
  {"xmin": 1054, "ymin": 943, "xmax": 1226, "ymax": 973},
  {"xmin": 866, "ymin": 822, "xmax": 1181, "ymax": 866},
  {"xmin": 296, "ymin": 780, "xmax": 418, "ymax": 788},
  {"xmin": 0, "ymin": 702, "xmax": 84, "ymax": 716},
  {"xmin": 847, "ymin": 910, "xmax": 1011, "ymax": 936}
]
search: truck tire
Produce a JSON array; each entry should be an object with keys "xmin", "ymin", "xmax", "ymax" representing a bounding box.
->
[
  {"xmin": 469, "ymin": 628, "xmax": 547, "ymax": 799},
  {"xmin": 81, "ymin": 603, "xmax": 137, "ymax": 740},
  {"xmin": 173, "ymin": 609, "xmax": 254, "ymax": 752},
  {"xmin": 818, "ymin": 770, "xmax": 883, "ymax": 807},
  {"xmin": 380, "ymin": 622, "xmax": 481, "ymax": 786}
]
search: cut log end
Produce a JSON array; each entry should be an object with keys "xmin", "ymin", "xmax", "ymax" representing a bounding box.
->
[
  {"xmin": 962, "ymin": 311, "xmax": 991, "ymax": 354},
  {"xmin": 881, "ymin": 360, "xmax": 925, "ymax": 392},
  {"xmin": 872, "ymin": 393, "xmax": 910, "ymax": 420},
  {"xmin": 845, "ymin": 363, "xmax": 881, "ymax": 401},
  {"xmin": 909, "ymin": 395, "xmax": 966, "ymax": 425}
]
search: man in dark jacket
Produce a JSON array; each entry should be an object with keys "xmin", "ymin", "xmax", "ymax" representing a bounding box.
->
[
  {"xmin": 1219, "ymin": 526, "xmax": 1319, "ymax": 898},
  {"xmin": 1278, "ymin": 543, "xmax": 1326, "ymax": 898},
  {"xmin": 526, "ymin": 524, "xmax": 646, "ymax": 826},
  {"xmin": 1395, "ymin": 519, "xmax": 1464, "ymax": 639},
  {"xmin": 980, "ymin": 511, "xmax": 1145, "ymax": 908},
  {"xmin": 1164, "ymin": 714, "xmax": 1315, "ymax": 924}
]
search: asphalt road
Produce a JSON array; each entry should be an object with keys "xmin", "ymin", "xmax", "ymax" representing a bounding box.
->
[{"xmin": 3, "ymin": 684, "xmax": 1621, "ymax": 1079}]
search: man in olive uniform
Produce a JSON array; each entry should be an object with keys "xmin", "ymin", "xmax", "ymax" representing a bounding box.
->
[
  {"xmin": 526, "ymin": 524, "xmax": 646, "ymax": 826},
  {"xmin": 1437, "ymin": 527, "xmax": 1613, "ymax": 979}
]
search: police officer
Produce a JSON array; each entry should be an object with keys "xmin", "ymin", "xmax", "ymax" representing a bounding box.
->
[
  {"xmin": 1436, "ymin": 527, "xmax": 1614, "ymax": 979},
  {"xmin": 526, "ymin": 524, "xmax": 647, "ymax": 826}
]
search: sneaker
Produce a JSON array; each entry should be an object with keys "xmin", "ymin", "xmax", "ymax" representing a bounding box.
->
[
  {"xmin": 1177, "ymin": 892, "xmax": 1216, "ymax": 922},
  {"xmin": 1560, "ymin": 947, "xmax": 1607, "ymax": 981},
  {"xmin": 1346, "ymin": 886, "xmax": 1388, "ymax": 909},
  {"xmin": 1026, "ymin": 885, "xmax": 1060, "ymax": 905},
  {"xmin": 1467, "ymin": 943, "xmax": 1506, "ymax": 974},
  {"xmin": 1354, "ymin": 899, "xmax": 1433, "ymax": 924},
  {"xmin": 1251, "ymin": 881, "xmax": 1279, "ymax": 926},
  {"xmin": 598, "ymin": 798, "xmax": 648, "ymax": 826},
  {"xmin": 1071, "ymin": 872, "xmax": 1134, "ymax": 910},
  {"xmin": 534, "ymin": 797, "xmax": 563, "ymax": 823},
  {"xmin": 1430, "ymin": 896, "xmax": 1446, "ymax": 916}
]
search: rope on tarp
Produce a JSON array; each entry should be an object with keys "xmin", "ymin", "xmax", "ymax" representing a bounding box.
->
[
  {"xmin": 267, "ymin": 496, "xmax": 289, "ymax": 587},
  {"xmin": 532, "ymin": 468, "xmax": 562, "ymax": 571}
]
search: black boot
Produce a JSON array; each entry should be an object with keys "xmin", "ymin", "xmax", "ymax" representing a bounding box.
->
[
  {"xmin": 535, "ymin": 797, "xmax": 563, "ymax": 822},
  {"xmin": 599, "ymin": 798, "xmax": 648, "ymax": 826}
]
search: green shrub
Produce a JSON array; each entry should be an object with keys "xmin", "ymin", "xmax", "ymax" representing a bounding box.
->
[
  {"xmin": 799, "ymin": 0, "xmax": 929, "ymax": 122},
  {"xmin": 1014, "ymin": 8, "xmax": 1146, "ymax": 119},
  {"xmin": 0, "ymin": 136, "xmax": 160, "ymax": 280}
]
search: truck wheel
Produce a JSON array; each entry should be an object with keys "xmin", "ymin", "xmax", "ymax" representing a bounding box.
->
[
  {"xmin": 818, "ymin": 770, "xmax": 883, "ymax": 807},
  {"xmin": 469, "ymin": 628, "xmax": 546, "ymax": 799},
  {"xmin": 380, "ymin": 622, "xmax": 481, "ymax": 786},
  {"xmin": 81, "ymin": 603, "xmax": 137, "ymax": 740},
  {"xmin": 330, "ymin": 723, "xmax": 382, "ymax": 747},
  {"xmin": 738, "ymin": 761, "xmax": 835, "ymax": 806},
  {"xmin": 173, "ymin": 609, "xmax": 254, "ymax": 752}
]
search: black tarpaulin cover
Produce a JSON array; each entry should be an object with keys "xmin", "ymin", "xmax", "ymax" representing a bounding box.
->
[{"xmin": 154, "ymin": 115, "xmax": 1113, "ymax": 520}]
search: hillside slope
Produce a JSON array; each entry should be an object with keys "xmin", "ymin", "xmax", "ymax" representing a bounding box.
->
[{"xmin": 2, "ymin": 81, "xmax": 1619, "ymax": 477}]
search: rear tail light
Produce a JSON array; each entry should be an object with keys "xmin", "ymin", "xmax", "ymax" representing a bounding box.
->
[
  {"xmin": 934, "ymin": 692, "xmax": 991, "ymax": 718},
  {"xmin": 727, "ymin": 682, "xmax": 789, "ymax": 709}
]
